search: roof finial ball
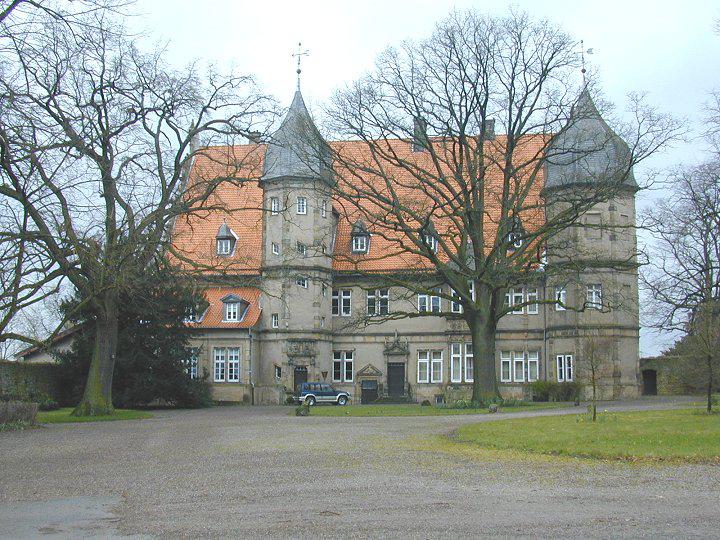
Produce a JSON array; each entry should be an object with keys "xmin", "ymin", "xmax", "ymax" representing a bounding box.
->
[
  {"xmin": 292, "ymin": 42, "xmax": 309, "ymax": 90},
  {"xmin": 578, "ymin": 39, "xmax": 594, "ymax": 85}
]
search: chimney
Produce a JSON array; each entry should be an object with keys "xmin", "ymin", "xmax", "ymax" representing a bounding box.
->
[
  {"xmin": 247, "ymin": 130, "xmax": 263, "ymax": 143},
  {"xmin": 483, "ymin": 119, "xmax": 495, "ymax": 140},
  {"xmin": 412, "ymin": 116, "xmax": 428, "ymax": 152}
]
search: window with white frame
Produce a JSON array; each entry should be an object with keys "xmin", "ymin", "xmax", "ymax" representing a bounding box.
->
[
  {"xmin": 332, "ymin": 289, "xmax": 351, "ymax": 316},
  {"xmin": 423, "ymin": 233, "xmax": 438, "ymax": 253},
  {"xmin": 450, "ymin": 343, "xmax": 463, "ymax": 383},
  {"xmin": 297, "ymin": 242, "xmax": 307, "ymax": 256},
  {"xmin": 272, "ymin": 242, "xmax": 280, "ymax": 255},
  {"xmin": 526, "ymin": 288, "xmax": 539, "ymax": 314},
  {"xmin": 351, "ymin": 235, "xmax": 369, "ymax": 253},
  {"xmin": 214, "ymin": 348, "xmax": 226, "ymax": 382},
  {"xmin": 274, "ymin": 365, "xmax": 282, "ymax": 380},
  {"xmin": 500, "ymin": 351, "xmax": 512, "ymax": 382},
  {"xmin": 321, "ymin": 200, "xmax": 327, "ymax": 218},
  {"xmin": 227, "ymin": 347, "xmax": 240, "ymax": 382},
  {"xmin": 367, "ymin": 289, "xmax": 389, "ymax": 316},
  {"xmin": 271, "ymin": 313, "xmax": 279, "ymax": 328},
  {"xmin": 270, "ymin": 196, "xmax": 280, "ymax": 215},
  {"xmin": 296, "ymin": 276, "xmax": 308, "ymax": 288},
  {"xmin": 507, "ymin": 231, "xmax": 523, "ymax": 249},
  {"xmin": 556, "ymin": 354, "xmax": 574, "ymax": 382},
  {"xmin": 431, "ymin": 350, "xmax": 443, "ymax": 383},
  {"xmin": 555, "ymin": 286, "xmax": 567, "ymax": 310},
  {"xmin": 450, "ymin": 289, "xmax": 463, "ymax": 313},
  {"xmin": 465, "ymin": 343, "xmax": 474, "ymax": 382},
  {"xmin": 296, "ymin": 196, "xmax": 307, "ymax": 215},
  {"xmin": 417, "ymin": 350, "xmax": 430, "ymax": 383},
  {"xmin": 513, "ymin": 351, "xmax": 525, "ymax": 382},
  {"xmin": 187, "ymin": 349, "xmax": 198, "ymax": 379},
  {"xmin": 224, "ymin": 302, "xmax": 239, "ymax": 322},
  {"xmin": 586, "ymin": 284, "xmax": 602, "ymax": 309},
  {"xmin": 216, "ymin": 238, "xmax": 232, "ymax": 256},
  {"xmin": 418, "ymin": 288, "xmax": 441, "ymax": 313},
  {"xmin": 527, "ymin": 351, "xmax": 539, "ymax": 382},
  {"xmin": 332, "ymin": 350, "xmax": 354, "ymax": 382}
]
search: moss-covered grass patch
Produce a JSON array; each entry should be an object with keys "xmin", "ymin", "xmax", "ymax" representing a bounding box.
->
[
  {"xmin": 37, "ymin": 407, "xmax": 152, "ymax": 423},
  {"xmin": 306, "ymin": 402, "xmax": 566, "ymax": 417},
  {"xmin": 454, "ymin": 408, "xmax": 720, "ymax": 463}
]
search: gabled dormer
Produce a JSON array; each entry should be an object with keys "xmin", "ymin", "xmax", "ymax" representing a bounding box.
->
[
  {"xmin": 220, "ymin": 294, "xmax": 249, "ymax": 322},
  {"xmin": 216, "ymin": 223, "xmax": 237, "ymax": 256},
  {"xmin": 350, "ymin": 220, "xmax": 370, "ymax": 254}
]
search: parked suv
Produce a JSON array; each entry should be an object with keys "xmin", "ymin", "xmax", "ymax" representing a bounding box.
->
[{"xmin": 297, "ymin": 382, "xmax": 351, "ymax": 406}]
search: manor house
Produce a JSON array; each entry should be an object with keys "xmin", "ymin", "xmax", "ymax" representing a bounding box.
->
[{"xmin": 171, "ymin": 87, "xmax": 640, "ymax": 405}]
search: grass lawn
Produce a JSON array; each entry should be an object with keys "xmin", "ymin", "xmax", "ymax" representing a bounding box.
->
[
  {"xmin": 37, "ymin": 407, "xmax": 153, "ymax": 424},
  {"xmin": 454, "ymin": 408, "xmax": 720, "ymax": 463},
  {"xmin": 307, "ymin": 402, "xmax": 567, "ymax": 417}
]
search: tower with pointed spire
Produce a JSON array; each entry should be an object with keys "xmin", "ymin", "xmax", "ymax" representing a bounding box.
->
[
  {"xmin": 258, "ymin": 89, "xmax": 335, "ymax": 387},
  {"xmin": 542, "ymin": 87, "xmax": 640, "ymax": 398}
]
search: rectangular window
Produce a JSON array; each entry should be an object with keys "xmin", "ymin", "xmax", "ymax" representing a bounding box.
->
[
  {"xmin": 271, "ymin": 242, "xmax": 279, "ymax": 255},
  {"xmin": 450, "ymin": 289, "xmax": 463, "ymax": 313},
  {"xmin": 271, "ymin": 313, "xmax": 279, "ymax": 328},
  {"xmin": 417, "ymin": 350, "xmax": 429, "ymax": 383},
  {"xmin": 227, "ymin": 347, "xmax": 240, "ymax": 382},
  {"xmin": 333, "ymin": 351, "xmax": 353, "ymax": 382},
  {"xmin": 367, "ymin": 289, "xmax": 389, "ymax": 316},
  {"xmin": 557, "ymin": 355, "xmax": 566, "ymax": 382},
  {"xmin": 565, "ymin": 354, "xmax": 574, "ymax": 381},
  {"xmin": 418, "ymin": 294, "xmax": 429, "ymax": 313},
  {"xmin": 213, "ymin": 348, "xmax": 226, "ymax": 382},
  {"xmin": 270, "ymin": 196, "xmax": 280, "ymax": 215},
  {"xmin": 555, "ymin": 286, "xmax": 567, "ymax": 310},
  {"xmin": 430, "ymin": 288, "xmax": 441, "ymax": 313},
  {"xmin": 187, "ymin": 349, "xmax": 198, "ymax": 379},
  {"xmin": 296, "ymin": 196, "xmax": 307, "ymax": 215},
  {"xmin": 332, "ymin": 290, "xmax": 339, "ymax": 315},
  {"xmin": 464, "ymin": 343, "xmax": 474, "ymax": 382},
  {"xmin": 321, "ymin": 200, "xmax": 327, "ymax": 218},
  {"xmin": 512, "ymin": 289, "xmax": 524, "ymax": 314},
  {"xmin": 296, "ymin": 276, "xmax": 308, "ymax": 288},
  {"xmin": 274, "ymin": 365, "xmax": 282, "ymax": 380},
  {"xmin": 500, "ymin": 351, "xmax": 512, "ymax": 382},
  {"xmin": 340, "ymin": 290, "xmax": 351, "ymax": 316},
  {"xmin": 352, "ymin": 235, "xmax": 368, "ymax": 253},
  {"xmin": 450, "ymin": 343, "xmax": 462, "ymax": 383},
  {"xmin": 431, "ymin": 350, "xmax": 443, "ymax": 383},
  {"xmin": 297, "ymin": 242, "xmax": 307, "ymax": 256},
  {"xmin": 587, "ymin": 284, "xmax": 602, "ymax": 309},
  {"xmin": 225, "ymin": 302, "xmax": 238, "ymax": 322},
  {"xmin": 217, "ymin": 238, "xmax": 232, "ymax": 255},
  {"xmin": 513, "ymin": 351, "xmax": 525, "ymax": 383},
  {"xmin": 423, "ymin": 234, "xmax": 438, "ymax": 253},
  {"xmin": 527, "ymin": 351, "xmax": 539, "ymax": 382},
  {"xmin": 526, "ymin": 288, "xmax": 539, "ymax": 314}
]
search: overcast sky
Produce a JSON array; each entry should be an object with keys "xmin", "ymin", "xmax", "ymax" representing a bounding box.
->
[{"xmin": 130, "ymin": 0, "xmax": 720, "ymax": 356}]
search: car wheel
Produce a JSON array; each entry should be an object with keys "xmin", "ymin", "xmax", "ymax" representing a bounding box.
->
[
  {"xmin": 305, "ymin": 396, "xmax": 316, "ymax": 406},
  {"xmin": 337, "ymin": 396, "xmax": 348, "ymax": 406}
]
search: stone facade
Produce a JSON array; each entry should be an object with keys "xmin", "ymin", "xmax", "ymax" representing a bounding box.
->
[{"xmin": 179, "ymin": 89, "xmax": 641, "ymax": 404}]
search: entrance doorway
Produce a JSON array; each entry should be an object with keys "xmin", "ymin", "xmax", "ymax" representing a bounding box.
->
[
  {"xmin": 294, "ymin": 366, "xmax": 308, "ymax": 392},
  {"xmin": 387, "ymin": 362, "xmax": 405, "ymax": 397},
  {"xmin": 642, "ymin": 369, "xmax": 657, "ymax": 396},
  {"xmin": 360, "ymin": 380, "xmax": 379, "ymax": 404}
]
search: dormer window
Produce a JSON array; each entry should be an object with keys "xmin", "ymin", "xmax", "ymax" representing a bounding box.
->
[
  {"xmin": 221, "ymin": 294, "xmax": 249, "ymax": 322},
  {"xmin": 215, "ymin": 223, "xmax": 236, "ymax": 256},
  {"xmin": 506, "ymin": 217, "xmax": 524, "ymax": 251},
  {"xmin": 351, "ymin": 220, "xmax": 370, "ymax": 254}
]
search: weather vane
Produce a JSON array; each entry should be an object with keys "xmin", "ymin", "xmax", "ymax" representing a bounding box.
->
[
  {"xmin": 579, "ymin": 40, "xmax": 594, "ymax": 84},
  {"xmin": 292, "ymin": 42, "xmax": 310, "ymax": 90}
]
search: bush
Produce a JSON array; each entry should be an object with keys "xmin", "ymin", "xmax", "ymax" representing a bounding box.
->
[
  {"xmin": 0, "ymin": 400, "xmax": 38, "ymax": 424},
  {"xmin": 420, "ymin": 399, "xmax": 432, "ymax": 407},
  {"xmin": 28, "ymin": 391, "xmax": 59, "ymax": 411},
  {"xmin": 529, "ymin": 381, "xmax": 582, "ymax": 402},
  {"xmin": 173, "ymin": 377, "xmax": 213, "ymax": 409}
]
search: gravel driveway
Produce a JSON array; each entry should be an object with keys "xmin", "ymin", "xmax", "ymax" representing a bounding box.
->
[{"xmin": 0, "ymin": 397, "xmax": 717, "ymax": 539}]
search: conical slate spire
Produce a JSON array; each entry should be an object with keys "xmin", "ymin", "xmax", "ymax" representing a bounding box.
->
[
  {"xmin": 545, "ymin": 88, "xmax": 637, "ymax": 191},
  {"xmin": 262, "ymin": 90, "xmax": 332, "ymax": 183}
]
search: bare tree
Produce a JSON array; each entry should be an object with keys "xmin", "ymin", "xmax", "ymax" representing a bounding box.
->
[
  {"xmin": 326, "ymin": 10, "xmax": 679, "ymax": 401},
  {"xmin": 0, "ymin": 11, "xmax": 274, "ymax": 414},
  {"xmin": 579, "ymin": 334, "xmax": 614, "ymax": 421},
  {"xmin": 642, "ymin": 161, "xmax": 720, "ymax": 412}
]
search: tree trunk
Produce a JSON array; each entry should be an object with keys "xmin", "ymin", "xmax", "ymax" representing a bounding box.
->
[
  {"xmin": 72, "ymin": 294, "xmax": 119, "ymax": 416},
  {"xmin": 591, "ymin": 378, "xmax": 597, "ymax": 422},
  {"xmin": 468, "ymin": 308, "xmax": 500, "ymax": 403},
  {"xmin": 707, "ymin": 355, "xmax": 713, "ymax": 414}
]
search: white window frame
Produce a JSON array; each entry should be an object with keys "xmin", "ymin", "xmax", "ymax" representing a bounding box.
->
[
  {"xmin": 227, "ymin": 347, "xmax": 240, "ymax": 382},
  {"xmin": 565, "ymin": 354, "xmax": 574, "ymax": 381},
  {"xmin": 274, "ymin": 365, "xmax": 282, "ymax": 380},
  {"xmin": 512, "ymin": 289, "xmax": 525, "ymax": 314},
  {"xmin": 332, "ymin": 350, "xmax": 354, "ymax": 382},
  {"xmin": 332, "ymin": 351, "xmax": 343, "ymax": 382},
  {"xmin": 270, "ymin": 196, "xmax": 280, "ymax": 215},
  {"xmin": 587, "ymin": 284, "xmax": 603, "ymax": 310},
  {"xmin": 431, "ymin": 350, "xmax": 443, "ymax": 383},
  {"xmin": 508, "ymin": 231, "xmax": 523, "ymax": 249},
  {"xmin": 527, "ymin": 351, "xmax": 539, "ymax": 382},
  {"xmin": 423, "ymin": 234, "xmax": 438, "ymax": 253},
  {"xmin": 331, "ymin": 290, "xmax": 339, "ymax": 315},
  {"xmin": 513, "ymin": 351, "xmax": 525, "ymax": 383},
  {"xmin": 297, "ymin": 242, "xmax": 307, "ymax": 256},
  {"xmin": 224, "ymin": 302, "xmax": 239, "ymax": 322},
  {"xmin": 555, "ymin": 286, "xmax": 567, "ymax": 310},
  {"xmin": 352, "ymin": 235, "xmax": 368, "ymax": 253},
  {"xmin": 321, "ymin": 200, "xmax": 327, "ymax": 218},
  {"xmin": 296, "ymin": 276, "xmax": 308, "ymax": 288},
  {"xmin": 500, "ymin": 351, "xmax": 512, "ymax": 382},
  {"xmin": 271, "ymin": 242, "xmax": 280, "ymax": 255},
  {"xmin": 367, "ymin": 289, "xmax": 389, "ymax": 316},
  {"xmin": 526, "ymin": 288, "xmax": 539, "ymax": 314},
  {"xmin": 340, "ymin": 290, "xmax": 352, "ymax": 316},
  {"xmin": 450, "ymin": 343, "xmax": 462, "ymax": 383},
  {"xmin": 214, "ymin": 348, "xmax": 226, "ymax": 382},
  {"xmin": 418, "ymin": 294, "xmax": 429, "ymax": 313},
  {"xmin": 450, "ymin": 289, "xmax": 463, "ymax": 313},
  {"xmin": 216, "ymin": 238, "xmax": 232, "ymax": 256},
  {"xmin": 464, "ymin": 343, "xmax": 474, "ymax": 383},
  {"xmin": 417, "ymin": 350, "xmax": 430, "ymax": 383},
  {"xmin": 271, "ymin": 313, "xmax": 279, "ymax": 328},
  {"xmin": 296, "ymin": 196, "xmax": 307, "ymax": 215},
  {"xmin": 187, "ymin": 349, "xmax": 198, "ymax": 379},
  {"xmin": 557, "ymin": 354, "xmax": 574, "ymax": 382}
]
